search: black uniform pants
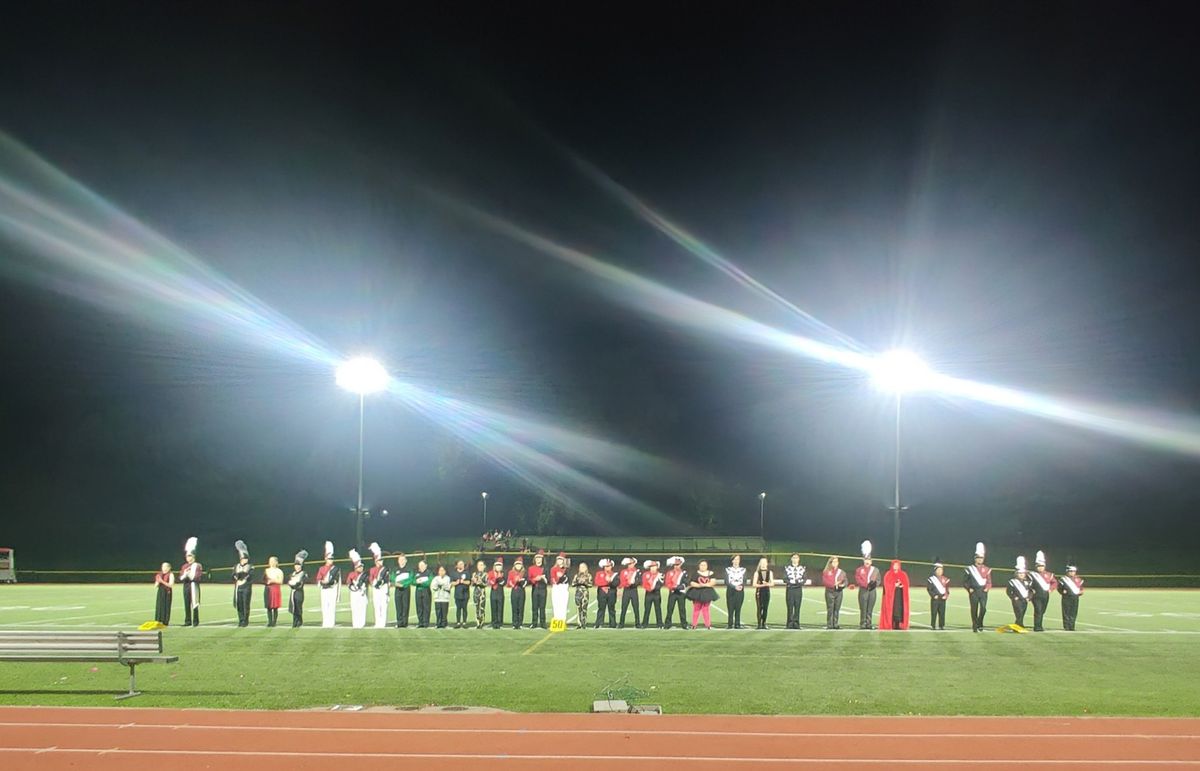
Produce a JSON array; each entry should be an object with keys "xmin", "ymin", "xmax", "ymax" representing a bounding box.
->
[
  {"xmin": 394, "ymin": 587, "xmax": 411, "ymax": 627},
  {"xmin": 755, "ymin": 588, "xmax": 771, "ymax": 627},
  {"xmin": 593, "ymin": 588, "xmax": 613, "ymax": 628},
  {"xmin": 858, "ymin": 587, "xmax": 876, "ymax": 628},
  {"xmin": 181, "ymin": 583, "xmax": 199, "ymax": 626},
  {"xmin": 454, "ymin": 593, "xmax": 469, "ymax": 625},
  {"xmin": 530, "ymin": 583, "xmax": 548, "ymax": 628},
  {"xmin": 415, "ymin": 588, "xmax": 432, "ymax": 627},
  {"xmin": 510, "ymin": 588, "xmax": 526, "ymax": 627},
  {"xmin": 619, "ymin": 587, "xmax": 640, "ymax": 627},
  {"xmin": 1061, "ymin": 592, "xmax": 1079, "ymax": 631},
  {"xmin": 930, "ymin": 597, "xmax": 945, "ymax": 629},
  {"xmin": 435, "ymin": 602, "xmax": 448, "ymax": 628},
  {"xmin": 1031, "ymin": 594, "xmax": 1048, "ymax": 631},
  {"xmin": 666, "ymin": 592, "xmax": 688, "ymax": 628},
  {"xmin": 234, "ymin": 584, "xmax": 251, "ymax": 627},
  {"xmin": 1010, "ymin": 596, "xmax": 1028, "ymax": 626},
  {"xmin": 642, "ymin": 590, "xmax": 663, "ymax": 628},
  {"xmin": 825, "ymin": 588, "xmax": 842, "ymax": 628},
  {"xmin": 490, "ymin": 588, "xmax": 505, "ymax": 628},
  {"xmin": 290, "ymin": 590, "xmax": 304, "ymax": 627},
  {"xmin": 727, "ymin": 588, "xmax": 745, "ymax": 628},
  {"xmin": 785, "ymin": 586, "xmax": 803, "ymax": 628},
  {"xmin": 969, "ymin": 589, "xmax": 988, "ymax": 630}
]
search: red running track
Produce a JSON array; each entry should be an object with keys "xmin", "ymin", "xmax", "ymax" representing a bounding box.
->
[{"xmin": 0, "ymin": 707, "xmax": 1198, "ymax": 770}]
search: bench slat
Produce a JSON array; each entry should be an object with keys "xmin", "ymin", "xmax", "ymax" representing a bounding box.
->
[{"xmin": 0, "ymin": 655, "xmax": 178, "ymax": 664}]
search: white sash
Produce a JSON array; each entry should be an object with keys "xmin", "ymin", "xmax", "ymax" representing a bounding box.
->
[
  {"xmin": 968, "ymin": 565, "xmax": 987, "ymax": 589},
  {"xmin": 928, "ymin": 576, "xmax": 946, "ymax": 597},
  {"xmin": 1063, "ymin": 576, "xmax": 1082, "ymax": 596},
  {"xmin": 1031, "ymin": 571, "xmax": 1051, "ymax": 593},
  {"xmin": 1009, "ymin": 578, "xmax": 1029, "ymax": 600}
]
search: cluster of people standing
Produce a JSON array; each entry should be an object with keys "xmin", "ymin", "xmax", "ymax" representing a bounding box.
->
[{"xmin": 152, "ymin": 537, "xmax": 1083, "ymax": 633}]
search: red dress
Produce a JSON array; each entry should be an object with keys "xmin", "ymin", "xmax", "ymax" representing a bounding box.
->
[{"xmin": 878, "ymin": 561, "xmax": 910, "ymax": 630}]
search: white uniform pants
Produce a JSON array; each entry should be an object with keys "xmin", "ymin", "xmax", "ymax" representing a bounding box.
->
[
  {"xmin": 350, "ymin": 590, "xmax": 369, "ymax": 628},
  {"xmin": 372, "ymin": 586, "xmax": 390, "ymax": 628},
  {"xmin": 320, "ymin": 586, "xmax": 339, "ymax": 627}
]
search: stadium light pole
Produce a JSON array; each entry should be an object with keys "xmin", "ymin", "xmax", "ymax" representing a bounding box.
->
[
  {"xmin": 758, "ymin": 492, "xmax": 767, "ymax": 540},
  {"xmin": 481, "ymin": 491, "xmax": 489, "ymax": 531},
  {"xmin": 336, "ymin": 357, "xmax": 389, "ymax": 546},
  {"xmin": 869, "ymin": 349, "xmax": 932, "ymax": 558}
]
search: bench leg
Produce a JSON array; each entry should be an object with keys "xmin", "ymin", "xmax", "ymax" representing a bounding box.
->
[{"xmin": 115, "ymin": 663, "xmax": 141, "ymax": 700}]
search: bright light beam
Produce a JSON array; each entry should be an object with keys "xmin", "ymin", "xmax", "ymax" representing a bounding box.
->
[
  {"xmin": 869, "ymin": 349, "xmax": 934, "ymax": 394},
  {"xmin": 336, "ymin": 357, "xmax": 390, "ymax": 394}
]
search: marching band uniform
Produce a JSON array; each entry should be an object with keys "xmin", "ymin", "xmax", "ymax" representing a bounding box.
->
[
  {"xmin": 593, "ymin": 560, "xmax": 617, "ymax": 628},
  {"xmin": 855, "ymin": 541, "xmax": 880, "ymax": 630},
  {"xmin": 507, "ymin": 559, "xmax": 527, "ymax": 629},
  {"xmin": 571, "ymin": 564, "xmax": 592, "ymax": 629},
  {"xmin": 346, "ymin": 550, "xmax": 369, "ymax": 629},
  {"xmin": 487, "ymin": 560, "xmax": 506, "ymax": 629},
  {"xmin": 878, "ymin": 560, "xmax": 910, "ymax": 630},
  {"xmin": 154, "ymin": 563, "xmax": 174, "ymax": 626},
  {"xmin": 822, "ymin": 558, "xmax": 847, "ymax": 629},
  {"xmin": 413, "ymin": 561, "xmax": 433, "ymax": 628},
  {"xmin": 288, "ymin": 550, "xmax": 308, "ymax": 628},
  {"xmin": 1030, "ymin": 551, "xmax": 1057, "ymax": 633},
  {"xmin": 752, "ymin": 562, "xmax": 774, "ymax": 630},
  {"xmin": 393, "ymin": 554, "xmax": 413, "ymax": 628},
  {"xmin": 263, "ymin": 556, "xmax": 284, "ymax": 627},
  {"xmin": 783, "ymin": 558, "xmax": 808, "ymax": 629},
  {"xmin": 1007, "ymin": 556, "xmax": 1032, "ymax": 628},
  {"xmin": 471, "ymin": 561, "xmax": 489, "ymax": 629},
  {"xmin": 725, "ymin": 558, "xmax": 747, "ymax": 629},
  {"xmin": 368, "ymin": 543, "xmax": 390, "ymax": 629},
  {"xmin": 431, "ymin": 568, "xmax": 452, "ymax": 628},
  {"xmin": 528, "ymin": 551, "xmax": 549, "ymax": 629},
  {"xmin": 179, "ymin": 537, "xmax": 202, "ymax": 627},
  {"xmin": 453, "ymin": 562, "xmax": 471, "ymax": 628},
  {"xmin": 686, "ymin": 565, "xmax": 719, "ymax": 629},
  {"xmin": 232, "ymin": 540, "xmax": 253, "ymax": 628},
  {"xmin": 926, "ymin": 561, "xmax": 950, "ymax": 630},
  {"xmin": 664, "ymin": 557, "xmax": 689, "ymax": 629},
  {"xmin": 316, "ymin": 542, "xmax": 340, "ymax": 628},
  {"xmin": 618, "ymin": 558, "xmax": 642, "ymax": 628},
  {"xmin": 641, "ymin": 560, "xmax": 664, "ymax": 629},
  {"xmin": 964, "ymin": 542, "xmax": 992, "ymax": 632},
  {"xmin": 1056, "ymin": 562, "xmax": 1084, "ymax": 631}
]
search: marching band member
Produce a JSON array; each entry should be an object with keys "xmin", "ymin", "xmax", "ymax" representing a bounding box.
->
[
  {"xmin": 452, "ymin": 559, "xmax": 471, "ymax": 628},
  {"xmin": 686, "ymin": 559, "xmax": 718, "ymax": 629},
  {"xmin": 154, "ymin": 562, "xmax": 174, "ymax": 626},
  {"xmin": 821, "ymin": 556, "xmax": 847, "ymax": 630},
  {"xmin": 393, "ymin": 553, "xmax": 413, "ymax": 628},
  {"xmin": 926, "ymin": 559, "xmax": 950, "ymax": 630},
  {"xmin": 1007, "ymin": 556, "xmax": 1032, "ymax": 628},
  {"xmin": 593, "ymin": 559, "xmax": 616, "ymax": 629},
  {"xmin": 1056, "ymin": 560, "xmax": 1084, "ymax": 631},
  {"xmin": 507, "ymin": 557, "xmax": 528, "ymax": 629},
  {"xmin": 471, "ymin": 559, "xmax": 489, "ymax": 629},
  {"xmin": 347, "ymin": 549, "xmax": 369, "ymax": 629},
  {"xmin": 854, "ymin": 541, "xmax": 880, "ymax": 630},
  {"xmin": 783, "ymin": 553, "xmax": 810, "ymax": 630},
  {"xmin": 752, "ymin": 557, "xmax": 774, "ymax": 630},
  {"xmin": 641, "ymin": 560, "xmax": 664, "ymax": 629},
  {"xmin": 232, "ymin": 540, "xmax": 253, "ymax": 628},
  {"xmin": 664, "ymin": 557, "xmax": 689, "ymax": 630},
  {"xmin": 316, "ymin": 542, "xmax": 340, "ymax": 628},
  {"xmin": 179, "ymin": 537, "xmax": 202, "ymax": 627},
  {"xmin": 964, "ymin": 542, "xmax": 992, "ymax": 633},
  {"xmin": 263, "ymin": 555, "xmax": 284, "ymax": 627},
  {"xmin": 288, "ymin": 550, "xmax": 308, "ymax": 628},
  {"xmin": 878, "ymin": 560, "xmax": 910, "ymax": 630},
  {"xmin": 618, "ymin": 557, "xmax": 642, "ymax": 629},
  {"xmin": 527, "ymin": 550, "xmax": 549, "ymax": 629},
  {"xmin": 1030, "ymin": 550, "xmax": 1057, "ymax": 633},
  {"xmin": 549, "ymin": 553, "xmax": 571, "ymax": 629},
  {"xmin": 368, "ymin": 543, "xmax": 390, "ymax": 629},
  {"xmin": 572, "ymin": 561, "xmax": 592, "ymax": 629},
  {"xmin": 413, "ymin": 558, "xmax": 433, "ymax": 628},
  {"xmin": 725, "ymin": 554, "xmax": 747, "ymax": 629},
  {"xmin": 487, "ymin": 558, "xmax": 506, "ymax": 629},
  {"xmin": 431, "ymin": 564, "xmax": 452, "ymax": 628}
]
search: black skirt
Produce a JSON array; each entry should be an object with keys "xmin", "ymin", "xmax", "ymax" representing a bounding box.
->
[{"xmin": 686, "ymin": 586, "xmax": 718, "ymax": 603}]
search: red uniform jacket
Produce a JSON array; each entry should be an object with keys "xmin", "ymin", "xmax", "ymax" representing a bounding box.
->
[
  {"xmin": 642, "ymin": 570, "xmax": 663, "ymax": 592},
  {"xmin": 527, "ymin": 565, "xmax": 546, "ymax": 586},
  {"xmin": 506, "ymin": 569, "xmax": 527, "ymax": 590},
  {"xmin": 549, "ymin": 566, "xmax": 568, "ymax": 584},
  {"xmin": 619, "ymin": 566, "xmax": 640, "ymax": 589},
  {"xmin": 855, "ymin": 564, "xmax": 879, "ymax": 590},
  {"xmin": 822, "ymin": 568, "xmax": 846, "ymax": 589},
  {"xmin": 368, "ymin": 565, "xmax": 387, "ymax": 586},
  {"xmin": 486, "ymin": 569, "xmax": 505, "ymax": 589},
  {"xmin": 345, "ymin": 567, "xmax": 364, "ymax": 586},
  {"xmin": 665, "ymin": 568, "xmax": 684, "ymax": 591},
  {"xmin": 595, "ymin": 569, "xmax": 614, "ymax": 590},
  {"xmin": 1032, "ymin": 569, "xmax": 1058, "ymax": 596},
  {"xmin": 878, "ymin": 562, "xmax": 911, "ymax": 630},
  {"xmin": 967, "ymin": 564, "xmax": 992, "ymax": 592},
  {"xmin": 928, "ymin": 574, "xmax": 951, "ymax": 599}
]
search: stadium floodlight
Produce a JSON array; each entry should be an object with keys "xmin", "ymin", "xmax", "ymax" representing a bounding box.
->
[
  {"xmin": 481, "ymin": 491, "xmax": 489, "ymax": 530},
  {"xmin": 869, "ymin": 349, "xmax": 933, "ymax": 394},
  {"xmin": 758, "ymin": 492, "xmax": 767, "ymax": 540},
  {"xmin": 336, "ymin": 356, "xmax": 389, "ymax": 545}
]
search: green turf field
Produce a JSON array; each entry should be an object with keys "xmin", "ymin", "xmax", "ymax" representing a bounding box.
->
[{"xmin": 1, "ymin": 583, "xmax": 1198, "ymax": 716}]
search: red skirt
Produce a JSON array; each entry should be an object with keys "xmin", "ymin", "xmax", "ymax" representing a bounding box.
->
[{"xmin": 265, "ymin": 584, "xmax": 282, "ymax": 609}]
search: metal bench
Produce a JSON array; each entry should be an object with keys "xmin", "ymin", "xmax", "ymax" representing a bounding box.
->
[{"xmin": 0, "ymin": 629, "xmax": 178, "ymax": 699}]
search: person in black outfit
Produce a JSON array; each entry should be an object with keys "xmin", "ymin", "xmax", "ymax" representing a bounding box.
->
[
  {"xmin": 488, "ymin": 559, "xmax": 506, "ymax": 629},
  {"xmin": 232, "ymin": 541, "xmax": 253, "ymax": 628},
  {"xmin": 725, "ymin": 555, "xmax": 747, "ymax": 629},
  {"xmin": 452, "ymin": 559, "xmax": 471, "ymax": 628},
  {"xmin": 641, "ymin": 560, "xmax": 664, "ymax": 629},
  {"xmin": 393, "ymin": 554, "xmax": 413, "ymax": 628},
  {"xmin": 1007, "ymin": 556, "xmax": 1032, "ymax": 627},
  {"xmin": 752, "ymin": 557, "xmax": 774, "ymax": 630},
  {"xmin": 783, "ymin": 554, "xmax": 808, "ymax": 629},
  {"xmin": 288, "ymin": 550, "xmax": 308, "ymax": 628},
  {"xmin": 664, "ymin": 557, "xmax": 689, "ymax": 629},
  {"xmin": 413, "ymin": 559, "xmax": 433, "ymax": 628},
  {"xmin": 528, "ymin": 551, "xmax": 549, "ymax": 630},
  {"xmin": 509, "ymin": 557, "xmax": 528, "ymax": 629}
]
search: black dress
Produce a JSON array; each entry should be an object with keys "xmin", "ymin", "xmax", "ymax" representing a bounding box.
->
[{"xmin": 686, "ymin": 573, "xmax": 719, "ymax": 603}]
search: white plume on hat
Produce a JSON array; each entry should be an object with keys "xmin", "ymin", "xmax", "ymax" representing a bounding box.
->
[
  {"xmin": 861, "ymin": 540, "xmax": 872, "ymax": 559},
  {"xmin": 975, "ymin": 542, "xmax": 986, "ymax": 558},
  {"xmin": 324, "ymin": 541, "xmax": 334, "ymax": 559},
  {"xmin": 598, "ymin": 558, "xmax": 612, "ymax": 568},
  {"xmin": 184, "ymin": 537, "xmax": 198, "ymax": 555},
  {"xmin": 235, "ymin": 540, "xmax": 248, "ymax": 559},
  {"xmin": 349, "ymin": 548, "xmax": 361, "ymax": 565},
  {"xmin": 295, "ymin": 550, "xmax": 308, "ymax": 565},
  {"xmin": 1015, "ymin": 555, "xmax": 1027, "ymax": 571},
  {"xmin": 369, "ymin": 542, "xmax": 382, "ymax": 561},
  {"xmin": 621, "ymin": 557, "xmax": 635, "ymax": 566},
  {"xmin": 1035, "ymin": 550, "xmax": 1046, "ymax": 566},
  {"xmin": 668, "ymin": 556, "xmax": 684, "ymax": 567}
]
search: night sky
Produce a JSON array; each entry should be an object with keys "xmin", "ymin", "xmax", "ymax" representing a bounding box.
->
[{"xmin": 2, "ymin": 4, "xmax": 1198, "ymax": 568}]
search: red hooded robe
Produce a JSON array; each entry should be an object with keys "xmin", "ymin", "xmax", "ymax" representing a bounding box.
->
[{"xmin": 878, "ymin": 560, "xmax": 911, "ymax": 630}]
